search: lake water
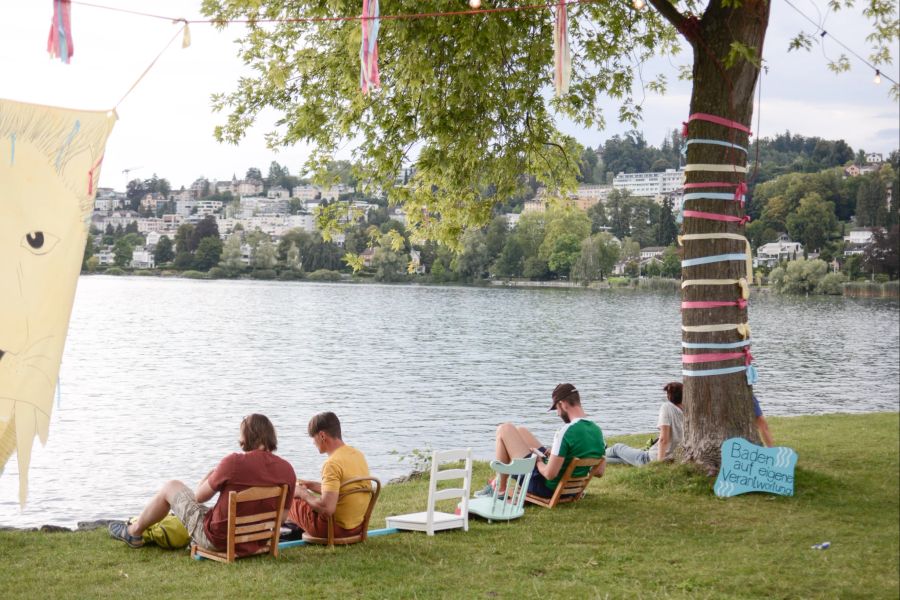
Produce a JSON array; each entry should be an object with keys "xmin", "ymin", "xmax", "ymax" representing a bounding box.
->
[{"xmin": 1, "ymin": 277, "xmax": 898, "ymax": 528}]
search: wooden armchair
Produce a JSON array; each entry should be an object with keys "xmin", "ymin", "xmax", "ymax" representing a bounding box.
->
[
  {"xmin": 302, "ymin": 476, "xmax": 381, "ymax": 548},
  {"xmin": 525, "ymin": 457, "xmax": 604, "ymax": 509},
  {"xmin": 191, "ymin": 484, "xmax": 289, "ymax": 564}
]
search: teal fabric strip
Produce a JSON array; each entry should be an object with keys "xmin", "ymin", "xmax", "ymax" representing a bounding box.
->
[
  {"xmin": 682, "ymin": 253, "xmax": 747, "ymax": 268},
  {"xmin": 683, "ymin": 365, "xmax": 746, "ymax": 378},
  {"xmin": 682, "ymin": 340, "xmax": 752, "ymax": 349},
  {"xmin": 682, "ymin": 192, "xmax": 745, "ymax": 202},
  {"xmin": 683, "ymin": 138, "xmax": 748, "ymax": 155},
  {"xmin": 683, "ymin": 365, "xmax": 757, "ymax": 384}
]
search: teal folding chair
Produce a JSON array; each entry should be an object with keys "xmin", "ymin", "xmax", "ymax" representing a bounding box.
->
[{"xmin": 465, "ymin": 456, "xmax": 537, "ymax": 523}]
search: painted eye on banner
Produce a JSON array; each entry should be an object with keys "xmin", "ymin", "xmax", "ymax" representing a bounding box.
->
[{"xmin": 22, "ymin": 231, "xmax": 60, "ymax": 255}]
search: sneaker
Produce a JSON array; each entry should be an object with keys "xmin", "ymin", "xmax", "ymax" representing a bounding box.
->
[
  {"xmin": 474, "ymin": 482, "xmax": 496, "ymax": 498},
  {"xmin": 108, "ymin": 520, "xmax": 144, "ymax": 548}
]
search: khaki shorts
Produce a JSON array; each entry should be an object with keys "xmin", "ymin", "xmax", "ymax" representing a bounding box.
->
[{"xmin": 171, "ymin": 487, "xmax": 218, "ymax": 550}]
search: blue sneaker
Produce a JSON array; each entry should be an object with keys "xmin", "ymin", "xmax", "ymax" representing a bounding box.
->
[
  {"xmin": 108, "ymin": 520, "xmax": 144, "ymax": 548},
  {"xmin": 473, "ymin": 482, "xmax": 494, "ymax": 497}
]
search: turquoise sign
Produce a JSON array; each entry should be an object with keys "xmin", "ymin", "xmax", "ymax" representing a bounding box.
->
[{"xmin": 714, "ymin": 437, "xmax": 798, "ymax": 497}]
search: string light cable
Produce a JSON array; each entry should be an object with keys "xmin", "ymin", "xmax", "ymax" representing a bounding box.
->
[
  {"xmin": 781, "ymin": 0, "xmax": 898, "ymax": 86},
  {"xmin": 71, "ymin": 0, "xmax": 609, "ymax": 25}
]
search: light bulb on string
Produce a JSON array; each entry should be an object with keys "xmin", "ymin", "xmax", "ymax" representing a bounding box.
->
[
  {"xmin": 633, "ymin": 0, "xmax": 646, "ymax": 9},
  {"xmin": 469, "ymin": 0, "xmax": 481, "ymax": 9},
  {"xmin": 873, "ymin": 70, "xmax": 881, "ymax": 85}
]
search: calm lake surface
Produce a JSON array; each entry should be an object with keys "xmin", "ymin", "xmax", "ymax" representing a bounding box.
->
[{"xmin": 1, "ymin": 277, "xmax": 898, "ymax": 527}]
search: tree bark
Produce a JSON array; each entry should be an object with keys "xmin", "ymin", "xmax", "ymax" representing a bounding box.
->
[{"xmin": 679, "ymin": 0, "xmax": 771, "ymax": 472}]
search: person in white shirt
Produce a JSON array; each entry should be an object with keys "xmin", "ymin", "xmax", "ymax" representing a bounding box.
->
[{"xmin": 605, "ymin": 382, "xmax": 684, "ymax": 466}]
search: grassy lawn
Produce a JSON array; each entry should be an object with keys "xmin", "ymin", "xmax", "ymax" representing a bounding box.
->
[{"xmin": 1, "ymin": 413, "xmax": 897, "ymax": 599}]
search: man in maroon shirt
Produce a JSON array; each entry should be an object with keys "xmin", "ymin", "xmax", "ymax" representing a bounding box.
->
[{"xmin": 108, "ymin": 414, "xmax": 295, "ymax": 555}]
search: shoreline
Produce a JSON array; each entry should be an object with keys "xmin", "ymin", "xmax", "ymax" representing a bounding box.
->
[
  {"xmin": 79, "ymin": 271, "xmax": 900, "ymax": 297},
  {"xmin": 4, "ymin": 411, "xmax": 897, "ymax": 533}
]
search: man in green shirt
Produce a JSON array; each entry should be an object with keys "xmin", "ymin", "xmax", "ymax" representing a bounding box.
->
[{"xmin": 476, "ymin": 383, "xmax": 606, "ymax": 499}]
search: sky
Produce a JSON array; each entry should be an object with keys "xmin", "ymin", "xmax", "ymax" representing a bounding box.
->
[{"xmin": 0, "ymin": 1, "xmax": 897, "ymax": 193}]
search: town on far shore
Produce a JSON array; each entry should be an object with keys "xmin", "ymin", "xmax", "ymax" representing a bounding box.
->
[{"xmin": 85, "ymin": 132, "xmax": 899, "ymax": 294}]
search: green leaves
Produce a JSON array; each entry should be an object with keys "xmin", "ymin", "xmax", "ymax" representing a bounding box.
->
[{"xmin": 201, "ymin": 1, "xmax": 677, "ymax": 245}]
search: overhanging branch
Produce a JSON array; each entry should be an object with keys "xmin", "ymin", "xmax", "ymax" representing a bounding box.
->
[{"xmin": 646, "ymin": 0, "xmax": 691, "ymax": 41}]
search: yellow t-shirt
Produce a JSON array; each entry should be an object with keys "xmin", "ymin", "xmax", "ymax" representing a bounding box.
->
[{"xmin": 321, "ymin": 445, "xmax": 371, "ymax": 530}]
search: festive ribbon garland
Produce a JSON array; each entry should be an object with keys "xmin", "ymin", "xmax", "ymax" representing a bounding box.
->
[
  {"xmin": 682, "ymin": 112, "xmax": 752, "ymax": 137},
  {"xmin": 681, "ymin": 339, "xmax": 752, "ymax": 349},
  {"xmin": 684, "ymin": 181, "xmax": 747, "ymax": 196},
  {"xmin": 679, "ymin": 233, "xmax": 753, "ymax": 280},
  {"xmin": 684, "ymin": 163, "xmax": 748, "ymax": 173},
  {"xmin": 683, "ymin": 364, "xmax": 758, "ymax": 385},
  {"xmin": 682, "ymin": 350, "xmax": 750, "ymax": 364},
  {"xmin": 682, "ymin": 298, "xmax": 748, "ymax": 310},
  {"xmin": 682, "ymin": 210, "xmax": 751, "ymax": 225},
  {"xmin": 553, "ymin": 0, "xmax": 571, "ymax": 96},
  {"xmin": 682, "ymin": 323, "xmax": 751, "ymax": 338},
  {"xmin": 682, "ymin": 277, "xmax": 750, "ymax": 299},
  {"xmin": 683, "ymin": 138, "xmax": 748, "ymax": 155},
  {"xmin": 48, "ymin": 0, "xmax": 74, "ymax": 64},
  {"xmin": 682, "ymin": 192, "xmax": 745, "ymax": 203},
  {"xmin": 683, "ymin": 346, "xmax": 757, "ymax": 384},
  {"xmin": 360, "ymin": 0, "xmax": 381, "ymax": 94}
]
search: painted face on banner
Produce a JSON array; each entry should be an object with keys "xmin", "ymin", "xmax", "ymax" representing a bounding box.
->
[{"xmin": 0, "ymin": 98, "xmax": 115, "ymax": 505}]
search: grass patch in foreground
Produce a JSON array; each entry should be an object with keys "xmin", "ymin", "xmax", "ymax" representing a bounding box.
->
[{"xmin": 1, "ymin": 413, "xmax": 897, "ymax": 599}]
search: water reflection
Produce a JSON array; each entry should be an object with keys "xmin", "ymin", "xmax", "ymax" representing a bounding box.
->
[{"xmin": 1, "ymin": 277, "xmax": 897, "ymax": 527}]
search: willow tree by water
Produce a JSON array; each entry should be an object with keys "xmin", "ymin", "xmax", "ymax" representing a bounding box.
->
[{"xmin": 201, "ymin": 0, "xmax": 897, "ymax": 471}]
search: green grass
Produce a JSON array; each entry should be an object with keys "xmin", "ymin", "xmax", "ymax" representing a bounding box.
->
[{"xmin": 1, "ymin": 413, "xmax": 897, "ymax": 599}]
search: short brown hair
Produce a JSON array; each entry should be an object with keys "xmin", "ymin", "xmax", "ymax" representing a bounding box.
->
[
  {"xmin": 664, "ymin": 382, "xmax": 683, "ymax": 405},
  {"xmin": 308, "ymin": 412, "xmax": 342, "ymax": 440},
  {"xmin": 240, "ymin": 414, "xmax": 278, "ymax": 451}
]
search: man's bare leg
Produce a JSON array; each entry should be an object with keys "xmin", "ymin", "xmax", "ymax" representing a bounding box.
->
[
  {"xmin": 128, "ymin": 480, "xmax": 191, "ymax": 536},
  {"xmin": 495, "ymin": 424, "xmax": 542, "ymax": 491}
]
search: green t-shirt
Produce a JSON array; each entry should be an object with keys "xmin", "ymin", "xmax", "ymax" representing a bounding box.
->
[{"xmin": 546, "ymin": 418, "xmax": 606, "ymax": 490}]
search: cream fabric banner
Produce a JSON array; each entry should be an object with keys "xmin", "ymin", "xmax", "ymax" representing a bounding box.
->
[{"xmin": 0, "ymin": 98, "xmax": 116, "ymax": 505}]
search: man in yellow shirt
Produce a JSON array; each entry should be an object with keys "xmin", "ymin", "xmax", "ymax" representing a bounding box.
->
[{"xmin": 287, "ymin": 412, "xmax": 370, "ymax": 537}]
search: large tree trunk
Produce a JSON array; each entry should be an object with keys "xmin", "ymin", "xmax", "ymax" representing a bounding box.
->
[{"xmin": 680, "ymin": 1, "xmax": 771, "ymax": 472}]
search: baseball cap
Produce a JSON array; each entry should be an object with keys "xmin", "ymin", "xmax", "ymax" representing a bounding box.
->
[{"xmin": 548, "ymin": 383, "xmax": 579, "ymax": 411}]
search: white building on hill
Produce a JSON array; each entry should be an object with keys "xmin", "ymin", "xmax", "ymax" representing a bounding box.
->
[{"xmin": 613, "ymin": 169, "xmax": 684, "ymax": 198}]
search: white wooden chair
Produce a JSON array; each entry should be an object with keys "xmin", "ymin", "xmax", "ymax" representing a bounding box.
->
[{"xmin": 385, "ymin": 448, "xmax": 472, "ymax": 536}]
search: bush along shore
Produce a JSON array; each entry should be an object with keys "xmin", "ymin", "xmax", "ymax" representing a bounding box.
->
[{"xmin": 0, "ymin": 412, "xmax": 897, "ymax": 599}]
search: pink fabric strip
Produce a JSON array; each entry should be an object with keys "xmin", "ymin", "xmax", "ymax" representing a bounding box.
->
[
  {"xmin": 681, "ymin": 299, "xmax": 748, "ymax": 310},
  {"xmin": 684, "ymin": 347, "xmax": 753, "ymax": 365},
  {"xmin": 683, "ymin": 113, "xmax": 752, "ymax": 135},
  {"xmin": 682, "ymin": 352, "xmax": 745, "ymax": 364},
  {"xmin": 87, "ymin": 154, "xmax": 104, "ymax": 195},
  {"xmin": 682, "ymin": 210, "xmax": 750, "ymax": 224}
]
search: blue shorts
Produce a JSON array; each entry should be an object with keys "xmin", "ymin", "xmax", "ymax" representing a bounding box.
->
[{"xmin": 517, "ymin": 447, "xmax": 557, "ymax": 499}]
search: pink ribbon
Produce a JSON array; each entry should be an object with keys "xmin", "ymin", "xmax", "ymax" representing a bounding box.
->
[
  {"xmin": 47, "ymin": 0, "xmax": 74, "ymax": 64},
  {"xmin": 682, "ymin": 210, "xmax": 750, "ymax": 225},
  {"xmin": 681, "ymin": 298, "xmax": 748, "ymax": 310},
  {"xmin": 683, "ymin": 113, "xmax": 752, "ymax": 136},
  {"xmin": 682, "ymin": 347, "xmax": 753, "ymax": 365},
  {"xmin": 87, "ymin": 154, "xmax": 104, "ymax": 195}
]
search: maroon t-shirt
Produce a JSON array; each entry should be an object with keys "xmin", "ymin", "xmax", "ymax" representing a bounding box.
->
[{"xmin": 204, "ymin": 450, "xmax": 296, "ymax": 555}]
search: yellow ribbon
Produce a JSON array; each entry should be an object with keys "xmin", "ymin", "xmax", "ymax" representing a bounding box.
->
[
  {"xmin": 684, "ymin": 163, "xmax": 748, "ymax": 173},
  {"xmin": 678, "ymin": 233, "xmax": 753, "ymax": 281},
  {"xmin": 682, "ymin": 277, "xmax": 750, "ymax": 300},
  {"xmin": 682, "ymin": 323, "xmax": 751, "ymax": 339}
]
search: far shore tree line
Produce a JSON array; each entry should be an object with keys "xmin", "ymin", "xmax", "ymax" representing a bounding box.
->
[{"xmin": 87, "ymin": 133, "xmax": 899, "ymax": 293}]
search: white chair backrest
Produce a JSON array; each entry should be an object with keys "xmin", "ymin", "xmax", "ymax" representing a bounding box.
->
[
  {"xmin": 426, "ymin": 448, "xmax": 472, "ymax": 534},
  {"xmin": 487, "ymin": 456, "xmax": 537, "ymax": 517}
]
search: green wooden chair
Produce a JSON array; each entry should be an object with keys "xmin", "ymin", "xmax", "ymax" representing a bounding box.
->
[{"xmin": 465, "ymin": 456, "xmax": 537, "ymax": 523}]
